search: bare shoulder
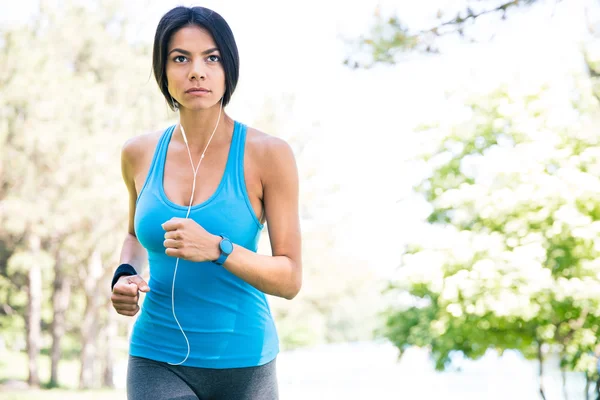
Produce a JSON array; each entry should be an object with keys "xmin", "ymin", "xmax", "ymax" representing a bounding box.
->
[
  {"xmin": 121, "ymin": 129, "xmax": 163, "ymax": 171},
  {"xmin": 122, "ymin": 130, "xmax": 162, "ymax": 161},
  {"xmin": 244, "ymin": 126, "xmax": 298, "ymax": 198},
  {"xmin": 245, "ymin": 126, "xmax": 296, "ymax": 166},
  {"xmin": 120, "ymin": 129, "xmax": 165, "ymax": 191}
]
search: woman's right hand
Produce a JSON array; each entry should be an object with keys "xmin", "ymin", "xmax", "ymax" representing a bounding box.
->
[{"xmin": 111, "ymin": 275, "xmax": 150, "ymax": 316}]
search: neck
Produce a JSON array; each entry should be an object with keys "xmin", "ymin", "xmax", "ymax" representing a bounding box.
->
[{"xmin": 176, "ymin": 103, "xmax": 231, "ymax": 149}]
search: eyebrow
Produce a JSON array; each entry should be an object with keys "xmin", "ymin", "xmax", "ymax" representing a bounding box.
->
[{"xmin": 167, "ymin": 47, "xmax": 220, "ymax": 56}]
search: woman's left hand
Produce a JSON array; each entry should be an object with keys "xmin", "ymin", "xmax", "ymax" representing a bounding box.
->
[{"xmin": 162, "ymin": 217, "xmax": 220, "ymax": 262}]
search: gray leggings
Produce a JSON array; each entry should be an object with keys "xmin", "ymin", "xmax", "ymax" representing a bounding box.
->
[{"xmin": 127, "ymin": 355, "xmax": 279, "ymax": 400}]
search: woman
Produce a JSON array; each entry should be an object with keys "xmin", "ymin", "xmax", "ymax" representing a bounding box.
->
[{"xmin": 110, "ymin": 6, "xmax": 302, "ymax": 400}]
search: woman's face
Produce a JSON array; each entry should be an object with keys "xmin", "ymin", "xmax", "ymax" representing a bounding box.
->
[{"xmin": 166, "ymin": 25, "xmax": 226, "ymax": 110}]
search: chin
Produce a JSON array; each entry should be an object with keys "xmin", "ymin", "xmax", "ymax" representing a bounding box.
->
[{"xmin": 182, "ymin": 99, "xmax": 221, "ymax": 111}]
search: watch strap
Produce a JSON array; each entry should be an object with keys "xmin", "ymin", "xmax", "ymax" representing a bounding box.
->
[{"xmin": 214, "ymin": 235, "xmax": 232, "ymax": 266}]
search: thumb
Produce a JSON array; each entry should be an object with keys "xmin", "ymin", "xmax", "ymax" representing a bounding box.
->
[{"xmin": 129, "ymin": 275, "xmax": 150, "ymax": 292}]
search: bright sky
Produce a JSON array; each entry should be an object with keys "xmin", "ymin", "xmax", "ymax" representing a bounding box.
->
[{"xmin": 1, "ymin": 0, "xmax": 594, "ymax": 277}]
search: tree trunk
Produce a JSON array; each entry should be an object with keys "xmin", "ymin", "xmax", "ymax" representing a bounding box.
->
[
  {"xmin": 101, "ymin": 299, "xmax": 117, "ymax": 388},
  {"xmin": 79, "ymin": 249, "xmax": 103, "ymax": 389},
  {"xmin": 561, "ymin": 366, "xmax": 568, "ymax": 400},
  {"xmin": 585, "ymin": 373, "xmax": 590, "ymax": 400},
  {"xmin": 538, "ymin": 342, "xmax": 547, "ymax": 400},
  {"xmin": 26, "ymin": 235, "xmax": 42, "ymax": 388},
  {"xmin": 49, "ymin": 250, "xmax": 71, "ymax": 388}
]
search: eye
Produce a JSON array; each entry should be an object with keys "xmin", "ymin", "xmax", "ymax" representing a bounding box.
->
[
  {"xmin": 173, "ymin": 55, "xmax": 187, "ymax": 63},
  {"xmin": 207, "ymin": 54, "xmax": 221, "ymax": 63}
]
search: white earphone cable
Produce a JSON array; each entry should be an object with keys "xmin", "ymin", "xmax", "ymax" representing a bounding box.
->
[{"xmin": 168, "ymin": 98, "xmax": 223, "ymax": 366}]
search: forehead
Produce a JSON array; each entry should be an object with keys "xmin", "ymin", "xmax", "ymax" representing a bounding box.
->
[{"xmin": 168, "ymin": 25, "xmax": 218, "ymax": 52}]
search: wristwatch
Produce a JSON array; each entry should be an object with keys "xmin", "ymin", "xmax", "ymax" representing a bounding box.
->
[{"xmin": 214, "ymin": 235, "xmax": 233, "ymax": 266}]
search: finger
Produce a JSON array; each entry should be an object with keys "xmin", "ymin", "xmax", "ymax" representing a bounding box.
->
[
  {"xmin": 113, "ymin": 282, "xmax": 139, "ymax": 296},
  {"xmin": 165, "ymin": 247, "xmax": 181, "ymax": 258},
  {"xmin": 164, "ymin": 231, "xmax": 182, "ymax": 240},
  {"xmin": 113, "ymin": 302, "xmax": 139, "ymax": 312},
  {"xmin": 163, "ymin": 239, "xmax": 182, "ymax": 249},
  {"xmin": 116, "ymin": 305, "xmax": 139, "ymax": 316},
  {"xmin": 113, "ymin": 301, "xmax": 139, "ymax": 310},
  {"xmin": 111, "ymin": 293, "xmax": 139, "ymax": 304},
  {"xmin": 127, "ymin": 276, "xmax": 150, "ymax": 292},
  {"xmin": 162, "ymin": 218, "xmax": 183, "ymax": 232}
]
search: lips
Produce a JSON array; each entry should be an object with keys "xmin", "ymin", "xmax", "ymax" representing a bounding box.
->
[{"xmin": 186, "ymin": 87, "xmax": 210, "ymax": 93}]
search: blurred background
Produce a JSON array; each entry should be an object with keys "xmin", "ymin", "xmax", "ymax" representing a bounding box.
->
[{"xmin": 1, "ymin": 0, "xmax": 600, "ymax": 399}]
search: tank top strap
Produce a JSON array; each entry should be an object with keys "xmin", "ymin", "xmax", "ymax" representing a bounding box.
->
[
  {"xmin": 142, "ymin": 125, "xmax": 175, "ymax": 192},
  {"xmin": 225, "ymin": 121, "xmax": 247, "ymax": 196}
]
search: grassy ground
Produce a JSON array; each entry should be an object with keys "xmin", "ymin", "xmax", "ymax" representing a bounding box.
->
[
  {"xmin": 1, "ymin": 351, "xmax": 78, "ymax": 388},
  {"xmin": 0, "ymin": 389, "xmax": 125, "ymax": 400},
  {"xmin": 0, "ymin": 351, "xmax": 127, "ymax": 399}
]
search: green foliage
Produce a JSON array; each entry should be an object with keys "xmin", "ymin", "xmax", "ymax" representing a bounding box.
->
[
  {"xmin": 0, "ymin": 0, "xmax": 170, "ymax": 386},
  {"xmin": 346, "ymin": 0, "xmax": 542, "ymax": 68},
  {"xmin": 383, "ymin": 80, "xmax": 600, "ymax": 379},
  {"xmin": 344, "ymin": 14, "xmax": 418, "ymax": 69},
  {"xmin": 0, "ymin": 0, "xmax": 384, "ymax": 389}
]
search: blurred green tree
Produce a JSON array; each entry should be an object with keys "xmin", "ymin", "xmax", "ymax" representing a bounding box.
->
[
  {"xmin": 0, "ymin": 0, "xmax": 385, "ymax": 390},
  {"xmin": 381, "ymin": 82, "xmax": 600, "ymax": 400},
  {"xmin": 345, "ymin": 0, "xmax": 541, "ymax": 68},
  {"xmin": 0, "ymin": 0, "xmax": 170, "ymax": 388},
  {"xmin": 346, "ymin": 1, "xmax": 600, "ymax": 398}
]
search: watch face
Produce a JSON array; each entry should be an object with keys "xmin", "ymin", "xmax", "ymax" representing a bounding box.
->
[{"xmin": 220, "ymin": 238, "xmax": 233, "ymax": 255}]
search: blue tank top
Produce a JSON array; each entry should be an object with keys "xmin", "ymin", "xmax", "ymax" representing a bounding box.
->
[{"xmin": 130, "ymin": 121, "xmax": 279, "ymax": 368}]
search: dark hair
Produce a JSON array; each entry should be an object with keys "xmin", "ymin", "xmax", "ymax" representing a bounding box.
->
[{"xmin": 152, "ymin": 6, "xmax": 240, "ymax": 109}]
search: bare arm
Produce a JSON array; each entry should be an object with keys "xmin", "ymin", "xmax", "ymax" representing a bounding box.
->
[
  {"xmin": 220, "ymin": 137, "xmax": 301, "ymax": 299},
  {"xmin": 119, "ymin": 233, "xmax": 147, "ymax": 272},
  {"xmin": 111, "ymin": 138, "xmax": 150, "ymax": 316},
  {"xmin": 119, "ymin": 138, "xmax": 148, "ymax": 272},
  {"xmin": 162, "ymin": 136, "xmax": 302, "ymax": 299}
]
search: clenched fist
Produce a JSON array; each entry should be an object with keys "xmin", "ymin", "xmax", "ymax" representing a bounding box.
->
[{"xmin": 111, "ymin": 275, "xmax": 150, "ymax": 316}]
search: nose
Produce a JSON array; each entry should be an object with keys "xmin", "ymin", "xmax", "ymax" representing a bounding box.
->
[{"xmin": 189, "ymin": 57, "xmax": 206, "ymax": 81}]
